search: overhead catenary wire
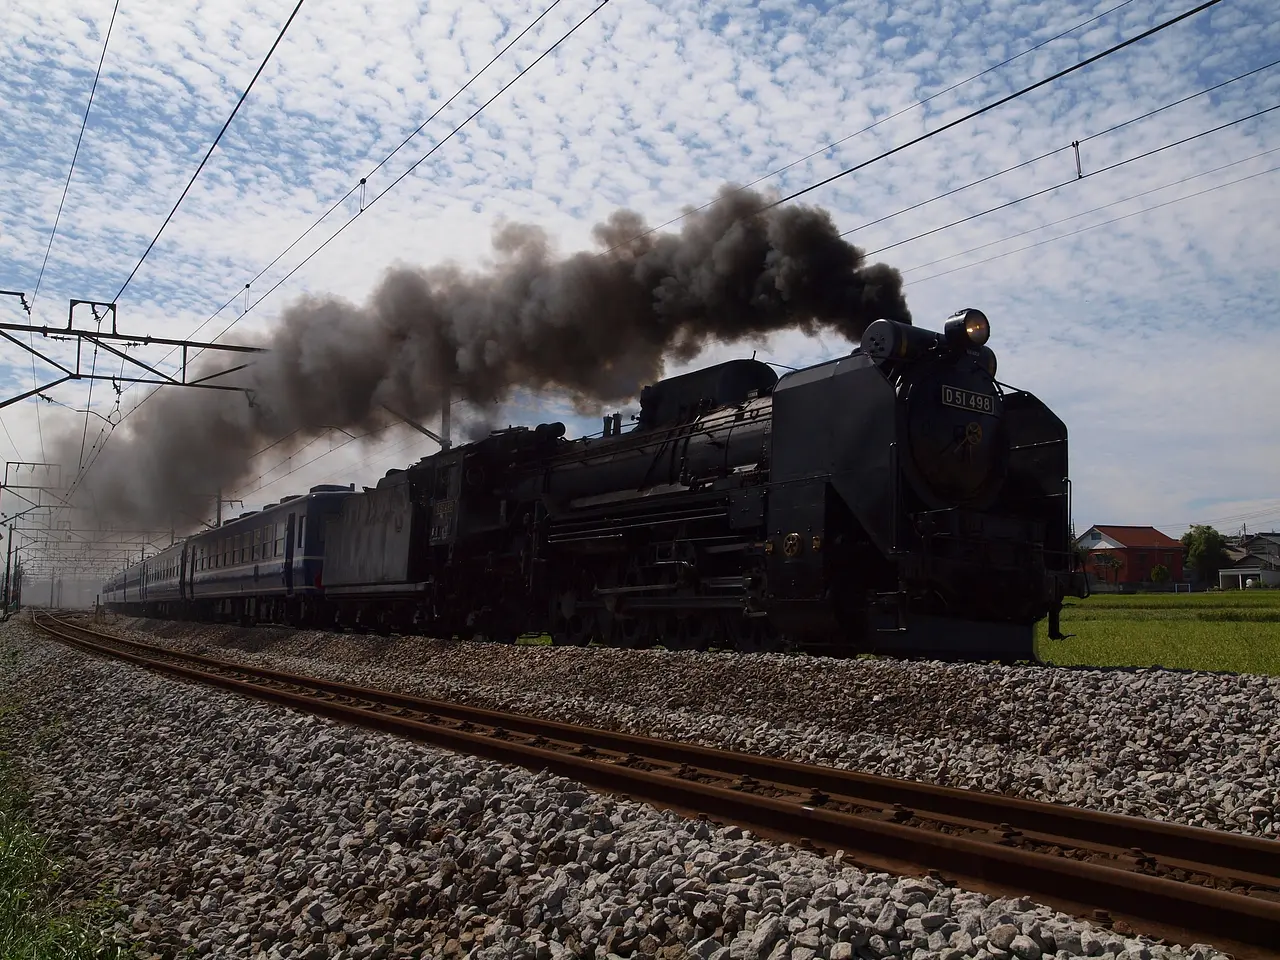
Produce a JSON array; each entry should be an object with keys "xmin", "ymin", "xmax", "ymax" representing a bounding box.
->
[
  {"xmin": 81, "ymin": 0, "xmax": 597, "ymax": 466},
  {"xmin": 203, "ymin": 0, "xmax": 616, "ymax": 342},
  {"xmin": 174, "ymin": 0, "xmax": 570, "ymax": 351},
  {"xmin": 25, "ymin": 0, "xmax": 123, "ymax": 464},
  {"xmin": 758, "ymin": 0, "xmax": 1228, "ymax": 213},
  {"xmin": 865, "ymin": 101, "xmax": 1280, "ymax": 257},
  {"xmin": 111, "ymin": 0, "xmax": 309, "ymax": 303},
  {"xmin": 71, "ymin": 0, "xmax": 616, "ymax": 502},
  {"xmin": 62, "ymin": 0, "xmax": 1240, "ymax": 526},
  {"xmin": 842, "ymin": 55, "xmax": 1280, "ymax": 242},
  {"xmin": 32, "ymin": 0, "xmax": 122, "ymax": 308},
  {"xmin": 200, "ymin": 0, "xmax": 1209, "ymax": 372},
  {"xmin": 908, "ymin": 160, "xmax": 1280, "ymax": 285},
  {"xmin": 903, "ymin": 141, "xmax": 1280, "ymax": 274},
  {"xmin": 598, "ymin": 0, "xmax": 1142, "ymax": 256}
]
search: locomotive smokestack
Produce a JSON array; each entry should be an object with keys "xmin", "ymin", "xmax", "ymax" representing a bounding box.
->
[{"xmin": 59, "ymin": 184, "xmax": 909, "ymax": 528}]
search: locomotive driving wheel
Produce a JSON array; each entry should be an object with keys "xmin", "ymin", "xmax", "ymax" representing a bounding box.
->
[
  {"xmin": 664, "ymin": 613, "xmax": 712, "ymax": 652},
  {"xmin": 730, "ymin": 614, "xmax": 785, "ymax": 653},
  {"xmin": 550, "ymin": 589, "xmax": 592, "ymax": 647},
  {"xmin": 609, "ymin": 557, "xmax": 652, "ymax": 650}
]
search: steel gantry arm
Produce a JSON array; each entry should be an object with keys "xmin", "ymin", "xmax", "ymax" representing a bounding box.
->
[{"xmin": 0, "ymin": 295, "xmax": 266, "ymax": 411}]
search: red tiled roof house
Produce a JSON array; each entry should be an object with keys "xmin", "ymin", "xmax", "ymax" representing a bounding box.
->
[{"xmin": 1075, "ymin": 525, "xmax": 1186, "ymax": 587}]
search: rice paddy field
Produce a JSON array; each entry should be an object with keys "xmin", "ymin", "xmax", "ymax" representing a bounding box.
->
[{"xmin": 1035, "ymin": 590, "xmax": 1280, "ymax": 675}]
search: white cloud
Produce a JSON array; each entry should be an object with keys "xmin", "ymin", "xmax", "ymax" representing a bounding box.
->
[{"xmin": 0, "ymin": 0, "xmax": 1277, "ymax": 546}]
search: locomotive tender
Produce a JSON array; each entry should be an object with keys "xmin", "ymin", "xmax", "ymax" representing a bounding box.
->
[{"xmin": 103, "ymin": 309, "xmax": 1086, "ymax": 661}]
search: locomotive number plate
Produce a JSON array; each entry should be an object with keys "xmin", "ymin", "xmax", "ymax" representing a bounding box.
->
[{"xmin": 941, "ymin": 385, "xmax": 996, "ymax": 415}]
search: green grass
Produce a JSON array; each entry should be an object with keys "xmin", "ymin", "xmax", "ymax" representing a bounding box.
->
[
  {"xmin": 517, "ymin": 591, "xmax": 1280, "ymax": 674},
  {"xmin": 1036, "ymin": 589, "xmax": 1280, "ymax": 674},
  {"xmin": 0, "ymin": 682, "xmax": 134, "ymax": 960},
  {"xmin": 0, "ymin": 757, "xmax": 134, "ymax": 960}
]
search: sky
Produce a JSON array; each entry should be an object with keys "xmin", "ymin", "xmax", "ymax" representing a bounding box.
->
[{"xmin": 1, "ymin": 0, "xmax": 1278, "ymax": 563}]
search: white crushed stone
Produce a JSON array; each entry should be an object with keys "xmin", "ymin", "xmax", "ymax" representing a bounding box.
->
[
  {"xmin": 2, "ymin": 617, "xmax": 1234, "ymax": 960},
  {"xmin": 112, "ymin": 614, "xmax": 1280, "ymax": 838}
]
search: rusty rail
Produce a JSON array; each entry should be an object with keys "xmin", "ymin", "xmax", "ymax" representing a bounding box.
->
[{"xmin": 31, "ymin": 611, "xmax": 1280, "ymax": 958}]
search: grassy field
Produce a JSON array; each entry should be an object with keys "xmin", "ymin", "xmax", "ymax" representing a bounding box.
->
[
  {"xmin": 0, "ymin": 754, "xmax": 135, "ymax": 959},
  {"xmin": 1035, "ymin": 590, "xmax": 1280, "ymax": 674},
  {"xmin": 0, "ymin": 665, "xmax": 134, "ymax": 960}
]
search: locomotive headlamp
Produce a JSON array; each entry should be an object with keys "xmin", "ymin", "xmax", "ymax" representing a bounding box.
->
[{"xmin": 944, "ymin": 308, "xmax": 990, "ymax": 350}]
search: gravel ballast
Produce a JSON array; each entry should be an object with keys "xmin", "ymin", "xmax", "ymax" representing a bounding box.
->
[
  {"xmin": 112, "ymin": 614, "xmax": 1280, "ymax": 838},
  {"xmin": 3, "ymin": 617, "xmax": 1237, "ymax": 960}
]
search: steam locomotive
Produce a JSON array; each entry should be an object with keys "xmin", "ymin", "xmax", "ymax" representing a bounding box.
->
[{"xmin": 102, "ymin": 309, "xmax": 1087, "ymax": 661}]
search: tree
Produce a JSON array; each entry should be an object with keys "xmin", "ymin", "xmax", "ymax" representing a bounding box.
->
[
  {"xmin": 1150, "ymin": 563, "xmax": 1170, "ymax": 584},
  {"xmin": 1181, "ymin": 524, "xmax": 1227, "ymax": 584},
  {"xmin": 1093, "ymin": 552, "xmax": 1122, "ymax": 585}
]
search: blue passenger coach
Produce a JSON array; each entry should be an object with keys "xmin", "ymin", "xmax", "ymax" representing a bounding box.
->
[
  {"xmin": 186, "ymin": 484, "xmax": 354, "ymax": 624},
  {"xmin": 101, "ymin": 484, "xmax": 354, "ymax": 624}
]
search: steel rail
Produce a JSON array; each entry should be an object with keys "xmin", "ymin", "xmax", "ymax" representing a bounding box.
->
[{"xmin": 30, "ymin": 612, "xmax": 1280, "ymax": 958}]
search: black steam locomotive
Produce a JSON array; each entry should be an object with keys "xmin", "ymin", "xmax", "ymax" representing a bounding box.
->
[{"xmin": 103, "ymin": 309, "xmax": 1086, "ymax": 661}]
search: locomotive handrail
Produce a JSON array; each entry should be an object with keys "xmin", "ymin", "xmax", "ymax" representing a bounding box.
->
[{"xmin": 1009, "ymin": 437, "xmax": 1068, "ymax": 451}]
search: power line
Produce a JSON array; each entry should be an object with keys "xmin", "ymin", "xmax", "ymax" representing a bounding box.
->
[
  {"xmin": 908, "ymin": 160, "xmax": 1280, "ymax": 285},
  {"xmin": 903, "ymin": 141, "xmax": 1280, "ymax": 275},
  {"xmin": 600, "ymin": 0, "xmax": 1140, "ymax": 255},
  {"xmin": 25, "ymin": 0, "xmax": 123, "ymax": 466},
  {"xmin": 89, "ymin": 0, "xmax": 1180, "ymax": 429},
  {"xmin": 206, "ymin": 0, "xmax": 615, "ymax": 341},
  {"xmin": 90, "ymin": 0, "xmax": 591, "ymax": 448},
  {"xmin": 865, "ymin": 101, "xmax": 1280, "ymax": 257},
  {"xmin": 32, "ymin": 0, "xmax": 121, "ymax": 307},
  {"xmin": 842, "ymin": 55, "xmax": 1280, "ymax": 243},
  {"xmin": 177, "ymin": 0, "xmax": 569, "ymax": 352},
  {"xmin": 63, "ymin": 0, "xmax": 609, "ymax": 509},
  {"xmin": 63, "ymin": 0, "xmax": 1236, "ymax": 521},
  {"xmin": 758, "ymin": 0, "xmax": 1227, "ymax": 213},
  {"xmin": 112, "ymin": 0, "xmax": 309, "ymax": 303}
]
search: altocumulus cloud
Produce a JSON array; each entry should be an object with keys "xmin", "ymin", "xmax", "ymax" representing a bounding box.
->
[{"xmin": 0, "ymin": 0, "xmax": 1277, "ymax": 533}]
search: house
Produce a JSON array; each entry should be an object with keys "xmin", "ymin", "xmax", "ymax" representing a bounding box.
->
[
  {"xmin": 1218, "ymin": 533, "xmax": 1280, "ymax": 589},
  {"xmin": 1075, "ymin": 525, "xmax": 1186, "ymax": 587},
  {"xmin": 1238, "ymin": 533, "xmax": 1280, "ymax": 560}
]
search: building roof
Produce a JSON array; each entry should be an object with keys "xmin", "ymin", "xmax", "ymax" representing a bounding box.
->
[
  {"xmin": 1226, "ymin": 553, "xmax": 1280, "ymax": 571},
  {"xmin": 1088, "ymin": 525, "xmax": 1184, "ymax": 549}
]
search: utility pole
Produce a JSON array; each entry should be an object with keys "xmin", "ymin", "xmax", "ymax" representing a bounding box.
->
[
  {"xmin": 440, "ymin": 385, "xmax": 452, "ymax": 451},
  {"xmin": 2, "ymin": 524, "xmax": 11, "ymax": 614},
  {"xmin": 212, "ymin": 490, "xmax": 240, "ymax": 528}
]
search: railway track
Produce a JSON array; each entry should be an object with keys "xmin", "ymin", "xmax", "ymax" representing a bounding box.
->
[{"xmin": 31, "ymin": 610, "xmax": 1280, "ymax": 958}]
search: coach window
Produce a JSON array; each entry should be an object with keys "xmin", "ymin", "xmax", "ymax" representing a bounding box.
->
[{"xmin": 298, "ymin": 516, "xmax": 306, "ymax": 553}]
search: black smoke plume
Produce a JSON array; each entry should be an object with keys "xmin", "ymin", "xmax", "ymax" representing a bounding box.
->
[{"xmin": 61, "ymin": 186, "xmax": 909, "ymax": 528}]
